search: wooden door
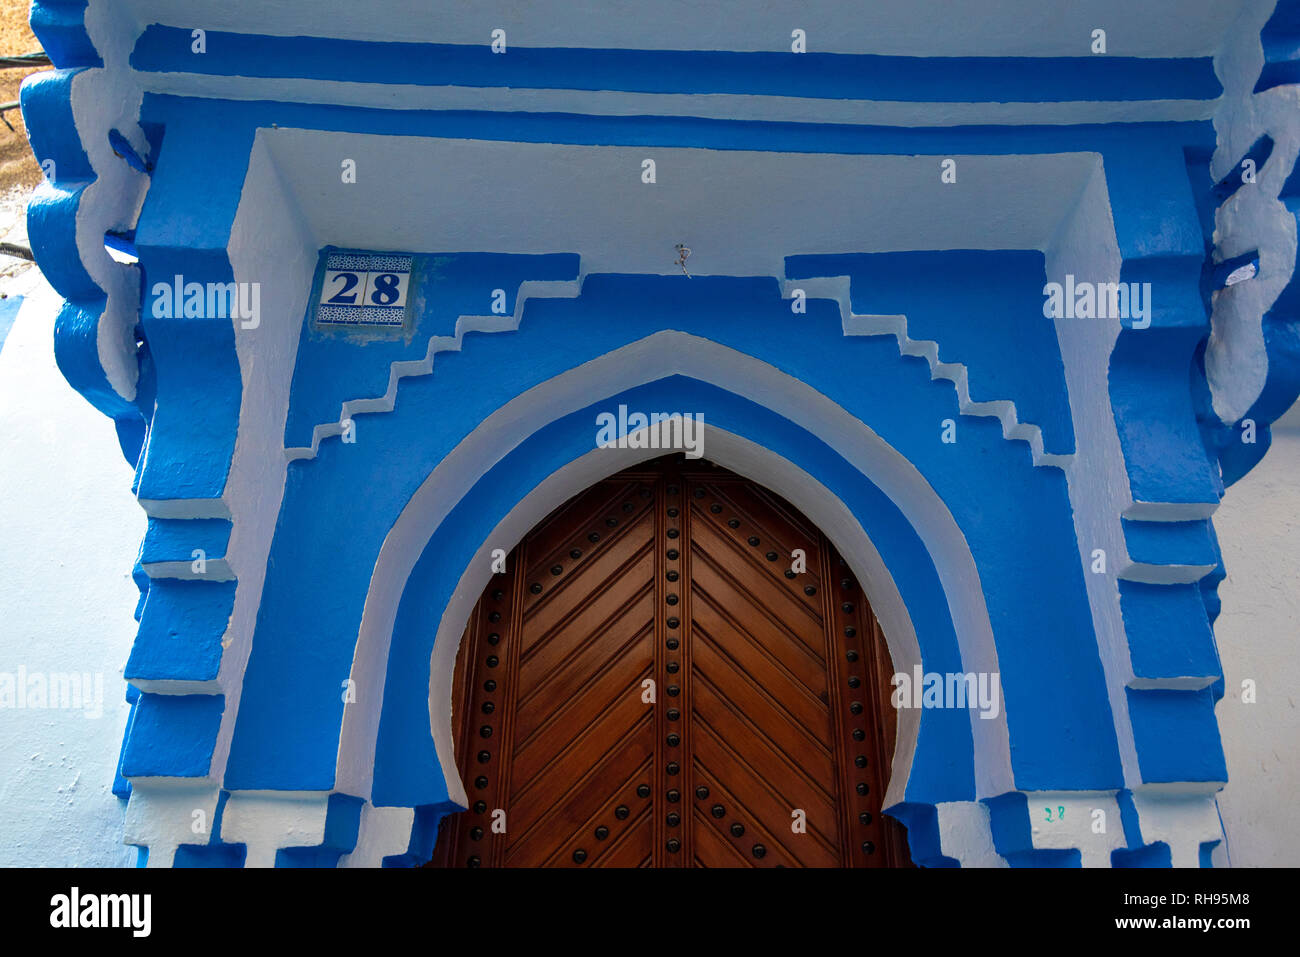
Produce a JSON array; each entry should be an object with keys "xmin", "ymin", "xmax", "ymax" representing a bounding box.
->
[{"xmin": 428, "ymin": 455, "xmax": 910, "ymax": 867}]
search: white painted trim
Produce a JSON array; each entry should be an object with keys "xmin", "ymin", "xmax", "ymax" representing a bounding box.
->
[
  {"xmin": 1125, "ymin": 501, "xmax": 1221, "ymax": 521},
  {"xmin": 1044, "ymin": 158, "xmax": 1143, "ymax": 787},
  {"xmin": 1117, "ymin": 562, "xmax": 1220, "ymax": 585},
  {"xmin": 1021, "ymin": 790, "xmax": 1127, "ymax": 866},
  {"xmin": 122, "ymin": 781, "xmax": 222, "ymax": 868},
  {"xmin": 71, "ymin": 2, "xmax": 150, "ymax": 405},
  {"xmin": 220, "ymin": 791, "xmax": 333, "ymax": 868},
  {"xmin": 1131, "ymin": 790, "xmax": 1226, "ymax": 867},
  {"xmin": 133, "ymin": 72, "xmax": 1220, "ymax": 129},
  {"xmin": 206, "ymin": 133, "xmax": 319, "ymax": 784},
  {"xmin": 261, "ymin": 133, "xmax": 1095, "ymax": 275},
  {"xmin": 934, "ymin": 801, "xmax": 1008, "ymax": 867},
  {"xmin": 113, "ymin": 0, "xmax": 1245, "ymax": 58},
  {"xmin": 141, "ymin": 560, "xmax": 235, "ymax": 581},
  {"xmin": 338, "ymin": 805, "xmax": 416, "ymax": 867}
]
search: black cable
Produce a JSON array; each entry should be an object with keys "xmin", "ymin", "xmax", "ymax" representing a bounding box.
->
[
  {"xmin": 0, "ymin": 52, "xmax": 51, "ymax": 69},
  {"xmin": 0, "ymin": 243, "xmax": 35, "ymax": 262}
]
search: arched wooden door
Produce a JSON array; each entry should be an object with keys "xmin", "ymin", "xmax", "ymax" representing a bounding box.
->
[{"xmin": 428, "ymin": 455, "xmax": 911, "ymax": 867}]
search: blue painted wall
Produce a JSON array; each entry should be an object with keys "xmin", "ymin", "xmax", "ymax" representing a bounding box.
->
[{"xmin": 229, "ymin": 271, "xmax": 1119, "ymax": 804}]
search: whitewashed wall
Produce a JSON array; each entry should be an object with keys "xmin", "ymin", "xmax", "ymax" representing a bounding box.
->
[
  {"xmin": 1212, "ymin": 398, "xmax": 1300, "ymax": 867},
  {"xmin": 0, "ymin": 268, "xmax": 1295, "ymax": 867},
  {"xmin": 0, "ymin": 270, "xmax": 141, "ymax": 867}
]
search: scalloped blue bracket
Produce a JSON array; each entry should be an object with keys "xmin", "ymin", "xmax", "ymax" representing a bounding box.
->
[
  {"xmin": 1103, "ymin": 141, "xmax": 1241, "ymax": 788},
  {"xmin": 1217, "ymin": 156, "xmax": 1300, "ymax": 483},
  {"xmin": 21, "ymin": 45, "xmax": 149, "ymax": 466},
  {"xmin": 1202, "ymin": 2, "xmax": 1300, "ymax": 490}
]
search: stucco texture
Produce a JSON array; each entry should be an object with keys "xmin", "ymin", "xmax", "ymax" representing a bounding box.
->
[
  {"xmin": 0, "ymin": 270, "xmax": 141, "ymax": 867},
  {"xmin": 1212, "ymin": 399, "xmax": 1300, "ymax": 867}
]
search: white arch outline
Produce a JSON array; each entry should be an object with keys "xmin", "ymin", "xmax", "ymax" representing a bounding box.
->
[{"xmin": 336, "ymin": 331, "xmax": 1011, "ymax": 809}]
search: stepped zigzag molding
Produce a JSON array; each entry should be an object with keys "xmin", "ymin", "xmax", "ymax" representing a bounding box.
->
[
  {"xmin": 785, "ymin": 275, "xmax": 1073, "ymax": 470},
  {"xmin": 287, "ymin": 269, "xmax": 1074, "ymax": 471},
  {"xmin": 284, "ymin": 277, "xmax": 586, "ymax": 461}
]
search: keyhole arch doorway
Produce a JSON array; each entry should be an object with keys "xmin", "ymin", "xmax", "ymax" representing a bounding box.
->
[{"xmin": 428, "ymin": 453, "xmax": 912, "ymax": 868}]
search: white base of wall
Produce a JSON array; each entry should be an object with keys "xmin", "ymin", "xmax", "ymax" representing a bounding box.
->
[
  {"xmin": 0, "ymin": 270, "xmax": 143, "ymax": 867},
  {"xmin": 1212, "ymin": 398, "xmax": 1300, "ymax": 867}
]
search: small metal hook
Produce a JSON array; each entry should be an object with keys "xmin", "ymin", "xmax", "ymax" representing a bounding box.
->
[{"xmin": 674, "ymin": 243, "xmax": 692, "ymax": 278}]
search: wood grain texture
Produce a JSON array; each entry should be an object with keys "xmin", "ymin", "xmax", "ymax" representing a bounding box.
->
[{"xmin": 429, "ymin": 455, "xmax": 911, "ymax": 867}]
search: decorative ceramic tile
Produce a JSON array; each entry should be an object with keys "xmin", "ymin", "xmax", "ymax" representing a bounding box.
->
[{"xmin": 315, "ymin": 252, "xmax": 412, "ymax": 328}]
